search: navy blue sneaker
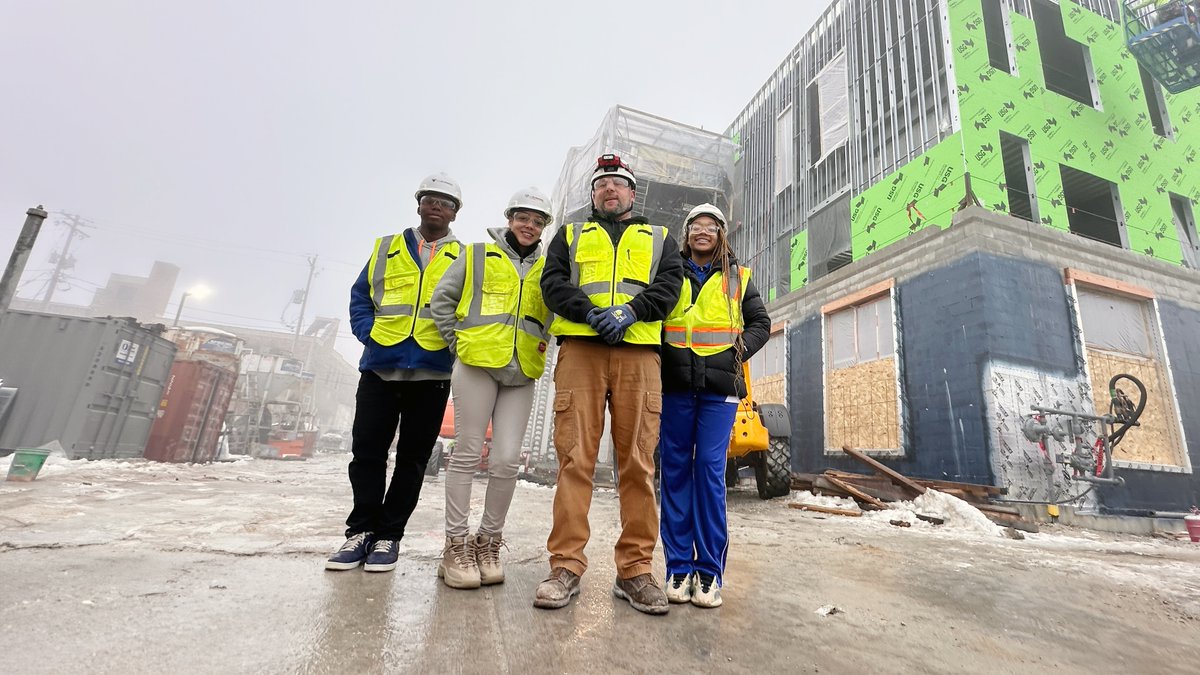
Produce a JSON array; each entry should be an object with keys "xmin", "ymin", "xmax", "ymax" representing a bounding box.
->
[
  {"xmin": 325, "ymin": 532, "xmax": 373, "ymax": 570},
  {"xmin": 363, "ymin": 538, "xmax": 399, "ymax": 572}
]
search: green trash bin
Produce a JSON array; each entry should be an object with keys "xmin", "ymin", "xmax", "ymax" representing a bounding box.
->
[{"xmin": 6, "ymin": 449, "xmax": 51, "ymax": 482}]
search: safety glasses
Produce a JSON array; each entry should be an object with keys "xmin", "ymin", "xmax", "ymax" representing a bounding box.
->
[{"xmin": 420, "ymin": 195, "xmax": 458, "ymax": 211}]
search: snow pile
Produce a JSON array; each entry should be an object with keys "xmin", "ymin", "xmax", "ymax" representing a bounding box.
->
[
  {"xmin": 861, "ymin": 488, "xmax": 1004, "ymax": 537},
  {"xmin": 789, "ymin": 489, "xmax": 861, "ymax": 512}
]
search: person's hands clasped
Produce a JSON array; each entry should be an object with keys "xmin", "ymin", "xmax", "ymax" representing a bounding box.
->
[{"xmin": 594, "ymin": 304, "xmax": 635, "ymax": 344}]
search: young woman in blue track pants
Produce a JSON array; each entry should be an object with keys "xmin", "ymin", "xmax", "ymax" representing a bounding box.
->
[{"xmin": 658, "ymin": 203, "xmax": 770, "ymax": 608}]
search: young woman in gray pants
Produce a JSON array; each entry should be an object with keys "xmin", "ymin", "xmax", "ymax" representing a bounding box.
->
[{"xmin": 428, "ymin": 187, "xmax": 554, "ymax": 589}]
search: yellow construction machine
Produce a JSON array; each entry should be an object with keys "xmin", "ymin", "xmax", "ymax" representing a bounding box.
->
[{"xmin": 727, "ymin": 362, "xmax": 791, "ymax": 499}]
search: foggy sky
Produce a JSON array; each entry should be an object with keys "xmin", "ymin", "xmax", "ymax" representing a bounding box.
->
[{"xmin": 0, "ymin": 1, "xmax": 822, "ymax": 364}]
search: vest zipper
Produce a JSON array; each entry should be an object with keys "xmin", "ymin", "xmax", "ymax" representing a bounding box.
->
[
  {"xmin": 611, "ymin": 228, "xmax": 621, "ymax": 306},
  {"xmin": 512, "ymin": 258, "xmax": 524, "ymax": 360},
  {"xmin": 409, "ymin": 239, "xmax": 436, "ymax": 339}
]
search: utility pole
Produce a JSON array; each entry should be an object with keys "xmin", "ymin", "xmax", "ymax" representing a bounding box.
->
[
  {"xmin": 291, "ymin": 255, "xmax": 317, "ymax": 355},
  {"xmin": 0, "ymin": 206, "xmax": 49, "ymax": 323},
  {"xmin": 40, "ymin": 212, "xmax": 93, "ymax": 310}
]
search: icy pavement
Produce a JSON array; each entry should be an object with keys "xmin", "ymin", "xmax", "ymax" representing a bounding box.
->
[{"xmin": 2, "ymin": 453, "xmax": 1199, "ymax": 674}]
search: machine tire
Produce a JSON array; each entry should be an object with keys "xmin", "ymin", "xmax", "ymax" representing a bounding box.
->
[
  {"xmin": 425, "ymin": 441, "xmax": 444, "ymax": 477},
  {"xmin": 754, "ymin": 436, "xmax": 791, "ymax": 500},
  {"xmin": 725, "ymin": 463, "xmax": 740, "ymax": 488}
]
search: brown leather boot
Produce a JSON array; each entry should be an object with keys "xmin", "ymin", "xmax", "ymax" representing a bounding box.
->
[
  {"xmin": 613, "ymin": 574, "xmax": 669, "ymax": 615},
  {"xmin": 533, "ymin": 567, "xmax": 580, "ymax": 609}
]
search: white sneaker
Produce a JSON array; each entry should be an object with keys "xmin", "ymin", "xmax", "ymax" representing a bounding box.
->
[
  {"xmin": 664, "ymin": 573, "xmax": 694, "ymax": 603},
  {"xmin": 690, "ymin": 573, "xmax": 723, "ymax": 608},
  {"xmin": 438, "ymin": 535, "xmax": 481, "ymax": 589},
  {"xmin": 474, "ymin": 532, "xmax": 506, "ymax": 585}
]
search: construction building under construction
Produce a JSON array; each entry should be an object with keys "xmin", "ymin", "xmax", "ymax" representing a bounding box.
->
[
  {"xmin": 727, "ymin": 0, "xmax": 1200, "ymax": 513},
  {"xmin": 524, "ymin": 1, "xmax": 1200, "ymax": 515}
]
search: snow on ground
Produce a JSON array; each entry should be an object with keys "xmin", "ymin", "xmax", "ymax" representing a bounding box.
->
[{"xmin": 791, "ymin": 486, "xmax": 1005, "ymax": 537}]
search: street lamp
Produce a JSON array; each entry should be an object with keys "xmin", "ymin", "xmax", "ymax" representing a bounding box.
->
[{"xmin": 172, "ymin": 284, "xmax": 212, "ymax": 327}]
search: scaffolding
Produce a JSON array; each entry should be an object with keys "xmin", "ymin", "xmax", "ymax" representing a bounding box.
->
[{"xmin": 549, "ymin": 105, "xmax": 738, "ymax": 242}]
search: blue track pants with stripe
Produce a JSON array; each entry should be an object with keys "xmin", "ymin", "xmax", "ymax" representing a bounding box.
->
[{"xmin": 659, "ymin": 390, "xmax": 738, "ymax": 584}]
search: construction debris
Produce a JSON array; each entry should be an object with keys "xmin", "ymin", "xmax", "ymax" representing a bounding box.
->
[
  {"xmin": 790, "ymin": 445, "xmax": 1038, "ymax": 532},
  {"xmin": 787, "ymin": 502, "xmax": 862, "ymax": 517}
]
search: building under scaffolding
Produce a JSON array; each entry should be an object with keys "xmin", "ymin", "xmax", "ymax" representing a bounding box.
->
[
  {"xmin": 549, "ymin": 106, "xmax": 738, "ymax": 243},
  {"xmin": 522, "ymin": 106, "xmax": 738, "ymax": 483}
]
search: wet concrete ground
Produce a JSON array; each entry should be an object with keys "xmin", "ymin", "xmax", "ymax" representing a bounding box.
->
[{"xmin": 1, "ymin": 453, "xmax": 1198, "ymax": 674}]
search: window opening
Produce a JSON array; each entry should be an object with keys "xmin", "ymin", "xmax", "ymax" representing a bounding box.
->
[
  {"xmin": 1000, "ymin": 131, "xmax": 1038, "ymax": 221},
  {"xmin": 1032, "ymin": 0, "xmax": 1100, "ymax": 107},
  {"xmin": 1060, "ymin": 165, "xmax": 1123, "ymax": 247},
  {"xmin": 1169, "ymin": 192, "xmax": 1199, "ymax": 268},
  {"xmin": 983, "ymin": 0, "xmax": 1014, "ymax": 73}
]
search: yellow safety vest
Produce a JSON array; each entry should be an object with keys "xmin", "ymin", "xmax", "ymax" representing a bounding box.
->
[
  {"xmin": 663, "ymin": 266, "xmax": 750, "ymax": 356},
  {"xmin": 366, "ymin": 233, "xmax": 461, "ymax": 348},
  {"xmin": 548, "ymin": 222, "xmax": 668, "ymax": 345},
  {"xmin": 453, "ymin": 243, "xmax": 551, "ymax": 379}
]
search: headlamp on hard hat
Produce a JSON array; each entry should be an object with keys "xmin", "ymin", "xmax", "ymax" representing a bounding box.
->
[{"xmin": 591, "ymin": 153, "xmax": 636, "ymax": 190}]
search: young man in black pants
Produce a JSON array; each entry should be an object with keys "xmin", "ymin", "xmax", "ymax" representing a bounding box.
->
[{"xmin": 326, "ymin": 173, "xmax": 463, "ymax": 572}]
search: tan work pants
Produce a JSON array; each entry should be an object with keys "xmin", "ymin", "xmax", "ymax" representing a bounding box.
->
[{"xmin": 547, "ymin": 338, "xmax": 663, "ymax": 580}]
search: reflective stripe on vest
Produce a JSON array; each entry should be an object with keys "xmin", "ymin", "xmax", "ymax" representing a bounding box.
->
[
  {"xmin": 663, "ymin": 266, "xmax": 750, "ymax": 356},
  {"xmin": 366, "ymin": 234, "xmax": 460, "ymax": 348},
  {"xmin": 454, "ymin": 243, "xmax": 550, "ymax": 380},
  {"xmin": 549, "ymin": 222, "xmax": 667, "ymax": 345}
]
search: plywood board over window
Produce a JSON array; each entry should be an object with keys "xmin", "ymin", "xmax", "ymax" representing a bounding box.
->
[
  {"xmin": 750, "ymin": 323, "xmax": 788, "ymax": 406},
  {"xmin": 1068, "ymin": 271, "xmax": 1191, "ymax": 473},
  {"xmin": 822, "ymin": 280, "xmax": 903, "ymax": 455}
]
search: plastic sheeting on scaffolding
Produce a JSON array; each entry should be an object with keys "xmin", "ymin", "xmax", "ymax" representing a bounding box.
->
[{"xmin": 549, "ymin": 105, "xmax": 738, "ymax": 241}]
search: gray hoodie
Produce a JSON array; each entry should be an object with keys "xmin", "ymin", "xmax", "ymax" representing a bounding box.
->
[{"xmin": 430, "ymin": 226, "xmax": 552, "ymax": 387}]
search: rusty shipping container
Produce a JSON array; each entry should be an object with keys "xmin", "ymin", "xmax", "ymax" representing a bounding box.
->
[
  {"xmin": 144, "ymin": 360, "xmax": 237, "ymax": 463},
  {"xmin": 0, "ymin": 310, "xmax": 176, "ymax": 459}
]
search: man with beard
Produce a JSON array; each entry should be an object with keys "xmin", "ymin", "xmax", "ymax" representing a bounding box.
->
[{"xmin": 533, "ymin": 155, "xmax": 683, "ymax": 615}]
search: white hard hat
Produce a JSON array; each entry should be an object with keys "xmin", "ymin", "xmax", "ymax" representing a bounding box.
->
[
  {"xmin": 504, "ymin": 187, "xmax": 553, "ymax": 225},
  {"xmin": 414, "ymin": 173, "xmax": 463, "ymax": 210},
  {"xmin": 685, "ymin": 203, "xmax": 726, "ymax": 228},
  {"xmin": 591, "ymin": 153, "xmax": 637, "ymax": 190}
]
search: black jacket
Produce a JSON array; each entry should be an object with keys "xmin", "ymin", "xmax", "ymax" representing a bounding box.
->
[
  {"xmin": 661, "ymin": 253, "xmax": 771, "ymax": 398},
  {"xmin": 541, "ymin": 213, "xmax": 684, "ymax": 343}
]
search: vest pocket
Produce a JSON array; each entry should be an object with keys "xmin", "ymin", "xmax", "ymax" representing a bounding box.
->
[
  {"xmin": 575, "ymin": 248, "xmax": 607, "ymax": 285},
  {"xmin": 382, "ymin": 271, "xmax": 417, "ymax": 305},
  {"xmin": 481, "ymin": 279, "xmax": 516, "ymax": 315}
]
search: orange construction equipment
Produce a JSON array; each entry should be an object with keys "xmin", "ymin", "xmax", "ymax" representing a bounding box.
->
[{"xmin": 440, "ymin": 400, "xmax": 491, "ymax": 440}]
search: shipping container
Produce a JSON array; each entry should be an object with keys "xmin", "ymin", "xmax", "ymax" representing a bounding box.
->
[
  {"xmin": 144, "ymin": 359, "xmax": 237, "ymax": 463},
  {"xmin": 0, "ymin": 310, "xmax": 176, "ymax": 459},
  {"xmin": 164, "ymin": 326, "xmax": 243, "ymax": 372}
]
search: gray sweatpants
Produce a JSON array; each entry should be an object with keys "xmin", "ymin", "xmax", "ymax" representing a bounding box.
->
[{"xmin": 445, "ymin": 361, "xmax": 535, "ymax": 537}]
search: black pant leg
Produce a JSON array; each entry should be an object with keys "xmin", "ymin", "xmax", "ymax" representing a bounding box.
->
[
  {"xmin": 345, "ymin": 372, "xmax": 402, "ymax": 537},
  {"xmin": 376, "ymin": 379, "xmax": 451, "ymax": 540}
]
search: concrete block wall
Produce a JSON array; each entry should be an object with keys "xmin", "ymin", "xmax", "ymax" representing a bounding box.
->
[{"xmin": 774, "ymin": 207, "xmax": 1200, "ymax": 510}]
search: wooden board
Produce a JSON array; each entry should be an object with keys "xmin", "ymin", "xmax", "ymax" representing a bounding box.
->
[
  {"xmin": 840, "ymin": 446, "xmax": 927, "ymax": 497},
  {"xmin": 788, "ymin": 502, "xmax": 862, "ymax": 517},
  {"xmin": 1085, "ymin": 348, "xmax": 1187, "ymax": 468},
  {"xmin": 826, "ymin": 470, "xmax": 1005, "ymax": 497},
  {"xmin": 819, "ymin": 473, "xmax": 923, "ymax": 503},
  {"xmin": 823, "ymin": 475, "xmax": 889, "ymax": 509},
  {"xmin": 752, "ymin": 374, "xmax": 787, "ymax": 405},
  {"xmin": 826, "ymin": 357, "xmax": 900, "ymax": 451}
]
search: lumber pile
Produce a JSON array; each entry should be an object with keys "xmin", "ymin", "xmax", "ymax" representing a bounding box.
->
[{"xmin": 791, "ymin": 446, "xmax": 1038, "ymax": 533}]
